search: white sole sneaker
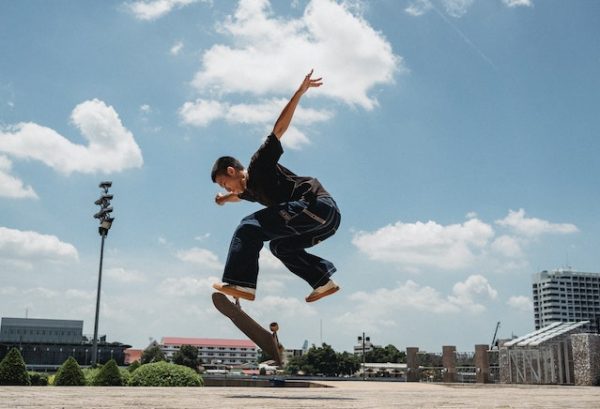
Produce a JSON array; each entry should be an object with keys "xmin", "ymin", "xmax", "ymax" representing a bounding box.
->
[
  {"xmin": 305, "ymin": 280, "xmax": 340, "ymax": 303},
  {"xmin": 213, "ymin": 282, "xmax": 256, "ymax": 301}
]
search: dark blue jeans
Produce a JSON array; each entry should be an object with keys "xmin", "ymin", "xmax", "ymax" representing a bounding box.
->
[{"xmin": 222, "ymin": 196, "xmax": 341, "ymax": 289}]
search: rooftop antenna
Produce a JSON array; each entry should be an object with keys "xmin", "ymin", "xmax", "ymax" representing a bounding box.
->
[{"xmin": 25, "ymin": 308, "xmax": 28, "ymax": 319}]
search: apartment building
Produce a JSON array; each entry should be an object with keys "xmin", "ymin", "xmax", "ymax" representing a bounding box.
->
[
  {"xmin": 532, "ymin": 269, "xmax": 600, "ymax": 333},
  {"xmin": 161, "ymin": 337, "xmax": 257, "ymax": 365}
]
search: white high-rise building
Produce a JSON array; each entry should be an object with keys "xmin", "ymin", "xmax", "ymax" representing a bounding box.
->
[{"xmin": 532, "ymin": 269, "xmax": 600, "ymax": 333}]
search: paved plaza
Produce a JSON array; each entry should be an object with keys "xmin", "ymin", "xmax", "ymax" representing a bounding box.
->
[{"xmin": 2, "ymin": 381, "xmax": 600, "ymax": 408}]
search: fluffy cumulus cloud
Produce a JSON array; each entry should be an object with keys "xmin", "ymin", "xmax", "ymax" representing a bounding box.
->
[
  {"xmin": 0, "ymin": 99, "xmax": 143, "ymax": 175},
  {"xmin": 181, "ymin": 0, "xmax": 399, "ymax": 145},
  {"xmin": 507, "ymin": 295, "xmax": 533, "ymax": 312},
  {"xmin": 495, "ymin": 209, "xmax": 578, "ymax": 237},
  {"xmin": 338, "ymin": 275, "xmax": 498, "ymax": 331},
  {"xmin": 353, "ymin": 210, "xmax": 578, "ymax": 273},
  {"xmin": 175, "ymin": 247, "xmax": 223, "ymax": 270},
  {"xmin": 448, "ymin": 274, "xmax": 497, "ymax": 313},
  {"xmin": 0, "ymin": 227, "xmax": 78, "ymax": 267},
  {"xmin": 126, "ymin": 0, "xmax": 205, "ymax": 21},
  {"xmin": 179, "ymin": 98, "xmax": 333, "ymax": 148},
  {"xmin": 0, "ymin": 155, "xmax": 37, "ymax": 199},
  {"xmin": 352, "ymin": 217, "xmax": 494, "ymax": 271}
]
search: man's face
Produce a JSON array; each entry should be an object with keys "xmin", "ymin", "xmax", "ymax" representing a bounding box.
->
[{"xmin": 215, "ymin": 167, "xmax": 245, "ymax": 194}]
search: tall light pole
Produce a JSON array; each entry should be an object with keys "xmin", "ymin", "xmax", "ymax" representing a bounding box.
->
[
  {"xmin": 92, "ymin": 181, "xmax": 114, "ymax": 366},
  {"xmin": 358, "ymin": 332, "xmax": 369, "ymax": 380}
]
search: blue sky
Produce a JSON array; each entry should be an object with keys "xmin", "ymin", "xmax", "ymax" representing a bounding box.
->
[{"xmin": 1, "ymin": 0, "xmax": 599, "ymax": 353}]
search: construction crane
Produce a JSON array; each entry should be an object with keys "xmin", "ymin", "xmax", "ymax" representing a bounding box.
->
[{"xmin": 490, "ymin": 321, "xmax": 501, "ymax": 349}]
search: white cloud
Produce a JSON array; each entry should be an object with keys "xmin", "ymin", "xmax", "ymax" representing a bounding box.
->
[
  {"xmin": 503, "ymin": 0, "xmax": 533, "ymax": 7},
  {"xmin": 490, "ymin": 235, "xmax": 524, "ymax": 258},
  {"xmin": 405, "ymin": 0, "xmax": 432, "ymax": 16},
  {"xmin": 0, "ymin": 99, "xmax": 143, "ymax": 175},
  {"xmin": 126, "ymin": 0, "xmax": 203, "ymax": 21},
  {"xmin": 352, "ymin": 218, "xmax": 494, "ymax": 271},
  {"xmin": 179, "ymin": 97, "xmax": 332, "ymax": 149},
  {"xmin": 105, "ymin": 267, "xmax": 147, "ymax": 284},
  {"xmin": 507, "ymin": 295, "xmax": 533, "ymax": 312},
  {"xmin": 179, "ymin": 99, "xmax": 227, "ymax": 127},
  {"xmin": 192, "ymin": 0, "xmax": 399, "ymax": 110},
  {"xmin": 0, "ymin": 226, "xmax": 78, "ymax": 267},
  {"xmin": 448, "ymin": 274, "xmax": 497, "ymax": 313},
  {"xmin": 246, "ymin": 295, "xmax": 317, "ymax": 320},
  {"xmin": 259, "ymin": 248, "xmax": 285, "ymax": 272},
  {"xmin": 176, "ymin": 247, "xmax": 223, "ymax": 270},
  {"xmin": 170, "ymin": 41, "xmax": 184, "ymax": 55},
  {"xmin": 140, "ymin": 104, "xmax": 152, "ymax": 113},
  {"xmin": 338, "ymin": 275, "xmax": 497, "ymax": 332},
  {"xmin": 495, "ymin": 209, "xmax": 578, "ymax": 237},
  {"xmin": 407, "ymin": 0, "xmax": 530, "ymax": 18},
  {"xmin": 353, "ymin": 209, "xmax": 578, "ymax": 273},
  {"xmin": 442, "ymin": 0, "xmax": 474, "ymax": 17},
  {"xmin": 0, "ymin": 155, "xmax": 37, "ymax": 199},
  {"xmin": 161, "ymin": 275, "xmax": 219, "ymax": 296}
]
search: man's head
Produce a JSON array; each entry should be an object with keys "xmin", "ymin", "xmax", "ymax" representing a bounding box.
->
[{"xmin": 211, "ymin": 156, "xmax": 246, "ymax": 194}]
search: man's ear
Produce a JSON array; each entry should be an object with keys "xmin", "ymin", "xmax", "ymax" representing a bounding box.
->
[{"xmin": 226, "ymin": 166, "xmax": 236, "ymax": 176}]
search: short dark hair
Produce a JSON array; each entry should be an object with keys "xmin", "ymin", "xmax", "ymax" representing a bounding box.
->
[{"xmin": 211, "ymin": 156, "xmax": 244, "ymax": 182}]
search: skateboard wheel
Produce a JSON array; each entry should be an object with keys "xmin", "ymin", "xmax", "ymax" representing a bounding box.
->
[{"xmin": 270, "ymin": 322, "xmax": 279, "ymax": 332}]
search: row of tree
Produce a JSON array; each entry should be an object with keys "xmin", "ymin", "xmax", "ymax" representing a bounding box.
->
[
  {"xmin": 141, "ymin": 342, "xmax": 407, "ymax": 376},
  {"xmin": 285, "ymin": 343, "xmax": 406, "ymax": 376},
  {"xmin": 141, "ymin": 344, "xmax": 201, "ymax": 371}
]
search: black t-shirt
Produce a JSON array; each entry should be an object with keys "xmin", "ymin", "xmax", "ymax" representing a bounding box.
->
[{"xmin": 238, "ymin": 133, "xmax": 330, "ymax": 207}]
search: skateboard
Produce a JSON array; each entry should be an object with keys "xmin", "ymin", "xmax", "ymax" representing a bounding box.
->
[{"xmin": 211, "ymin": 292, "xmax": 284, "ymax": 367}]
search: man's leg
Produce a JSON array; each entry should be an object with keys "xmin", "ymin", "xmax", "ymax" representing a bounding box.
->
[
  {"xmin": 221, "ymin": 213, "xmax": 268, "ymax": 289},
  {"xmin": 269, "ymin": 196, "xmax": 341, "ymax": 288}
]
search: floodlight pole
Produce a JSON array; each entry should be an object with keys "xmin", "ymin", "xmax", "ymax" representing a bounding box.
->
[
  {"xmin": 91, "ymin": 181, "xmax": 114, "ymax": 367},
  {"xmin": 91, "ymin": 231, "xmax": 106, "ymax": 366}
]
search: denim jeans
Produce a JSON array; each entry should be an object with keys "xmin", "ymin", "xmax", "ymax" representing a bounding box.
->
[{"xmin": 222, "ymin": 196, "xmax": 341, "ymax": 290}]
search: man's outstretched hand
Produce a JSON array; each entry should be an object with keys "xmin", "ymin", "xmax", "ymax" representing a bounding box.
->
[{"xmin": 298, "ymin": 69, "xmax": 323, "ymax": 95}]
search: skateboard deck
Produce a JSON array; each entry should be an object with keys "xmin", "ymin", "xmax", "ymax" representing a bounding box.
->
[{"xmin": 212, "ymin": 292, "xmax": 283, "ymax": 367}]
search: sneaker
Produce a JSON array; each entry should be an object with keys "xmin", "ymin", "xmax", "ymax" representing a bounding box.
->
[
  {"xmin": 213, "ymin": 282, "xmax": 256, "ymax": 301},
  {"xmin": 305, "ymin": 279, "xmax": 340, "ymax": 303}
]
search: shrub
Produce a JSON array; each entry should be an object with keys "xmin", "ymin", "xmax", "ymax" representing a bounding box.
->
[
  {"xmin": 28, "ymin": 372, "xmax": 49, "ymax": 386},
  {"xmin": 129, "ymin": 361, "xmax": 203, "ymax": 387},
  {"xmin": 83, "ymin": 366, "xmax": 101, "ymax": 385},
  {"xmin": 0, "ymin": 347, "xmax": 31, "ymax": 385},
  {"xmin": 92, "ymin": 359, "xmax": 124, "ymax": 386},
  {"xmin": 128, "ymin": 360, "xmax": 141, "ymax": 373},
  {"xmin": 54, "ymin": 357, "xmax": 86, "ymax": 386},
  {"xmin": 120, "ymin": 367, "xmax": 131, "ymax": 385}
]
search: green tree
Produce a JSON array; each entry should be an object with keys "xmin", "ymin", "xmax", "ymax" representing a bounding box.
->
[
  {"xmin": 172, "ymin": 345, "xmax": 200, "ymax": 372},
  {"xmin": 303, "ymin": 343, "xmax": 338, "ymax": 376},
  {"xmin": 336, "ymin": 351, "xmax": 360, "ymax": 376},
  {"xmin": 54, "ymin": 357, "xmax": 86, "ymax": 386},
  {"xmin": 141, "ymin": 344, "xmax": 166, "ymax": 364},
  {"xmin": 0, "ymin": 347, "xmax": 30, "ymax": 385},
  {"xmin": 365, "ymin": 344, "xmax": 406, "ymax": 363},
  {"xmin": 92, "ymin": 359, "xmax": 124, "ymax": 386}
]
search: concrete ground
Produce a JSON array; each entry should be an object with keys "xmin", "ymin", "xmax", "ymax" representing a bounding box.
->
[{"xmin": 2, "ymin": 381, "xmax": 600, "ymax": 408}]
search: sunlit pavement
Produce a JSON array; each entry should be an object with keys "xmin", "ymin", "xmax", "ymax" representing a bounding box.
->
[{"xmin": 2, "ymin": 381, "xmax": 600, "ymax": 408}]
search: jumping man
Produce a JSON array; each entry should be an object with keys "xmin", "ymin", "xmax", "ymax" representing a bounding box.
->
[{"xmin": 211, "ymin": 70, "xmax": 341, "ymax": 303}]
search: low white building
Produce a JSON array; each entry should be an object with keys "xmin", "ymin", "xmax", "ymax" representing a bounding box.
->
[{"xmin": 161, "ymin": 337, "xmax": 257, "ymax": 366}]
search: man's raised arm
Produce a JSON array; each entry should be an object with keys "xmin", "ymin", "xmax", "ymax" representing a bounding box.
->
[{"xmin": 272, "ymin": 70, "xmax": 323, "ymax": 140}]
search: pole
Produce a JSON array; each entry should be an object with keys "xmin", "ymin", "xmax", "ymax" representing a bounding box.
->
[
  {"xmin": 91, "ymin": 232, "xmax": 106, "ymax": 366},
  {"xmin": 362, "ymin": 332, "xmax": 366, "ymax": 380}
]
